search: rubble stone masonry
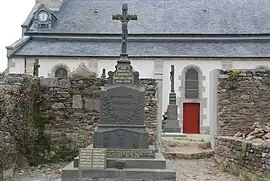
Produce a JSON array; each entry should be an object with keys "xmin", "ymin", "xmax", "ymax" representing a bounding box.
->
[
  {"xmin": 217, "ymin": 69, "xmax": 270, "ymax": 136},
  {"xmin": 215, "ymin": 136, "xmax": 270, "ymax": 180},
  {"xmin": 213, "ymin": 69, "xmax": 270, "ymax": 180},
  {"xmin": 0, "ymin": 74, "xmax": 158, "ymax": 169}
]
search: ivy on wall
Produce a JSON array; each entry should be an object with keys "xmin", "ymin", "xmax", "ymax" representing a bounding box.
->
[{"xmin": 0, "ymin": 75, "xmax": 52, "ymax": 168}]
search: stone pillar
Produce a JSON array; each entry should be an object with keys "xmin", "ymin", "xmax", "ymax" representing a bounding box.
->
[
  {"xmin": 154, "ymin": 73, "xmax": 163, "ymax": 153},
  {"xmin": 209, "ymin": 69, "xmax": 219, "ymax": 148}
]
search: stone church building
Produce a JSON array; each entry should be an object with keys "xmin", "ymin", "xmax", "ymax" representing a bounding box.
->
[{"xmin": 5, "ymin": 0, "xmax": 270, "ymax": 134}]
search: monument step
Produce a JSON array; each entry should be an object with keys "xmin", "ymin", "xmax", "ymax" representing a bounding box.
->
[
  {"xmin": 62, "ymin": 161, "xmax": 176, "ymax": 181},
  {"xmin": 106, "ymin": 153, "xmax": 166, "ymax": 169}
]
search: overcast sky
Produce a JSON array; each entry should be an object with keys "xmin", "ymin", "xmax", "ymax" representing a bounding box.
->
[{"xmin": 0, "ymin": 0, "xmax": 34, "ymax": 71}]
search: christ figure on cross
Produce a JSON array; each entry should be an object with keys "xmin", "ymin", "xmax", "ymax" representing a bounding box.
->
[
  {"xmin": 112, "ymin": 4, "xmax": 137, "ymax": 56},
  {"xmin": 170, "ymin": 65, "xmax": 175, "ymax": 92}
]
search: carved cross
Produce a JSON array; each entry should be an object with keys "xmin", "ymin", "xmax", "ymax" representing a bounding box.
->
[
  {"xmin": 170, "ymin": 65, "xmax": 175, "ymax": 92},
  {"xmin": 101, "ymin": 68, "xmax": 106, "ymax": 79},
  {"xmin": 33, "ymin": 58, "xmax": 40, "ymax": 77},
  {"xmin": 112, "ymin": 4, "xmax": 137, "ymax": 56}
]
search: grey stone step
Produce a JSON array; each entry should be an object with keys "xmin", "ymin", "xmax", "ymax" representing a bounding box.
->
[
  {"xmin": 62, "ymin": 161, "xmax": 176, "ymax": 181},
  {"xmin": 73, "ymin": 153, "xmax": 166, "ymax": 169},
  {"xmin": 106, "ymin": 153, "xmax": 166, "ymax": 169}
]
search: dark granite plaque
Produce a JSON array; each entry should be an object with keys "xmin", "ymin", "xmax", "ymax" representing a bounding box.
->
[
  {"xmin": 94, "ymin": 128, "xmax": 149, "ymax": 149},
  {"xmin": 106, "ymin": 148, "xmax": 155, "ymax": 158},
  {"xmin": 100, "ymin": 86, "xmax": 145, "ymax": 125}
]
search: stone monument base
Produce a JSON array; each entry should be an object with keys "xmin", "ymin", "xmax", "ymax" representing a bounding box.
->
[{"xmin": 62, "ymin": 148, "xmax": 176, "ymax": 181}]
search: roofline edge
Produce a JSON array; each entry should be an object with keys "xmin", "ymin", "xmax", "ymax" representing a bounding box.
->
[
  {"xmin": 9, "ymin": 55, "xmax": 270, "ymax": 59},
  {"xmin": 24, "ymin": 32, "xmax": 270, "ymax": 38}
]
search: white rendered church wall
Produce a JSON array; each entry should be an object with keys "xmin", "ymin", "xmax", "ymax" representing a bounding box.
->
[
  {"xmin": 38, "ymin": 58, "xmax": 97, "ymax": 77},
  {"xmin": 9, "ymin": 58, "xmax": 25, "ymax": 74},
  {"xmin": 233, "ymin": 58, "xmax": 270, "ymax": 69}
]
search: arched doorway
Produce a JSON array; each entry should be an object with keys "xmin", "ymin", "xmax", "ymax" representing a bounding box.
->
[
  {"xmin": 183, "ymin": 68, "xmax": 200, "ymax": 134},
  {"xmin": 55, "ymin": 67, "xmax": 68, "ymax": 78}
]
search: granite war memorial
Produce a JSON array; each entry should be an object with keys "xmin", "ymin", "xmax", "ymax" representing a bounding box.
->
[{"xmin": 61, "ymin": 4, "xmax": 176, "ymax": 181}]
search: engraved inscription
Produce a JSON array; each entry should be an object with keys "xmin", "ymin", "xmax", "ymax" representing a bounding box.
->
[
  {"xmin": 79, "ymin": 148, "xmax": 106, "ymax": 168},
  {"xmin": 101, "ymin": 87, "xmax": 145, "ymax": 125},
  {"xmin": 106, "ymin": 149, "xmax": 155, "ymax": 158},
  {"xmin": 79, "ymin": 148, "xmax": 93, "ymax": 168},
  {"xmin": 113, "ymin": 64, "xmax": 134, "ymax": 85},
  {"xmin": 92, "ymin": 149, "xmax": 106, "ymax": 168}
]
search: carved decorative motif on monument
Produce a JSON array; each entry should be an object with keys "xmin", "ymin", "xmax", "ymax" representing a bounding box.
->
[
  {"xmin": 70, "ymin": 62, "xmax": 97, "ymax": 78},
  {"xmin": 132, "ymin": 134, "xmax": 139, "ymax": 148},
  {"xmin": 103, "ymin": 134, "xmax": 110, "ymax": 147},
  {"xmin": 117, "ymin": 130, "xmax": 125, "ymax": 147},
  {"xmin": 101, "ymin": 90, "xmax": 144, "ymax": 125}
]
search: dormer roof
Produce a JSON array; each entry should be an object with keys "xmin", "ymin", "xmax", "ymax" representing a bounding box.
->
[{"xmin": 22, "ymin": 3, "xmax": 57, "ymax": 29}]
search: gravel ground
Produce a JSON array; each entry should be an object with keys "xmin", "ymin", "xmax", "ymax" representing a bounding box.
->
[
  {"xmin": 168, "ymin": 158, "xmax": 238, "ymax": 181},
  {"xmin": 8, "ymin": 158, "xmax": 237, "ymax": 181}
]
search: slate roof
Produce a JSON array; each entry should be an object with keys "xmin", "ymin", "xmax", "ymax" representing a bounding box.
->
[
  {"xmin": 12, "ymin": 38, "xmax": 270, "ymax": 57},
  {"xmin": 26, "ymin": 0, "xmax": 270, "ymax": 34}
]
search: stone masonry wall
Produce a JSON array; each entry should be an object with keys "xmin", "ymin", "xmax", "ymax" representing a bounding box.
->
[
  {"xmin": 0, "ymin": 73, "xmax": 158, "ymax": 169},
  {"xmin": 40, "ymin": 77, "xmax": 158, "ymax": 158},
  {"xmin": 217, "ymin": 69, "xmax": 270, "ymax": 136},
  {"xmin": 215, "ymin": 136, "xmax": 270, "ymax": 180}
]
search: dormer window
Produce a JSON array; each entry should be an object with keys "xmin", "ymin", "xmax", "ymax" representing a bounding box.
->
[{"xmin": 32, "ymin": 4, "xmax": 57, "ymax": 30}]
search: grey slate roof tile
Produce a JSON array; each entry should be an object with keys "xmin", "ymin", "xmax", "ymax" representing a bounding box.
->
[
  {"xmin": 26, "ymin": 0, "xmax": 270, "ymax": 34},
  {"xmin": 13, "ymin": 38, "xmax": 270, "ymax": 57}
]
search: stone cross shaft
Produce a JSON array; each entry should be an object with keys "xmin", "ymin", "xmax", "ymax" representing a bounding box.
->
[
  {"xmin": 112, "ymin": 4, "xmax": 137, "ymax": 56},
  {"xmin": 170, "ymin": 65, "xmax": 175, "ymax": 92},
  {"xmin": 33, "ymin": 58, "xmax": 40, "ymax": 77}
]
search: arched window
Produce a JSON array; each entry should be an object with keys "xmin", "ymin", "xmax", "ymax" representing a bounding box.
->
[
  {"xmin": 185, "ymin": 69, "xmax": 199, "ymax": 99},
  {"xmin": 55, "ymin": 67, "xmax": 68, "ymax": 78}
]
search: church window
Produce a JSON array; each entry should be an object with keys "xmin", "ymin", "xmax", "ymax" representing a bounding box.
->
[
  {"xmin": 185, "ymin": 69, "xmax": 199, "ymax": 99},
  {"xmin": 55, "ymin": 67, "xmax": 68, "ymax": 78},
  {"xmin": 38, "ymin": 24, "xmax": 48, "ymax": 29}
]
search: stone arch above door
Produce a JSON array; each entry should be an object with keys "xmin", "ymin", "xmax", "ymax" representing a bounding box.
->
[
  {"xmin": 178, "ymin": 64, "xmax": 208, "ymax": 134},
  {"xmin": 48, "ymin": 63, "xmax": 71, "ymax": 78}
]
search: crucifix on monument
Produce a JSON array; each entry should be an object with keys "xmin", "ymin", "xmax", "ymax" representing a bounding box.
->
[
  {"xmin": 33, "ymin": 58, "xmax": 40, "ymax": 77},
  {"xmin": 169, "ymin": 65, "xmax": 176, "ymax": 104},
  {"xmin": 107, "ymin": 4, "xmax": 140, "ymax": 85},
  {"xmin": 112, "ymin": 4, "xmax": 137, "ymax": 63}
]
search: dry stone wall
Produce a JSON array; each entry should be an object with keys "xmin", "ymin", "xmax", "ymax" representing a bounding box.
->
[
  {"xmin": 215, "ymin": 136, "xmax": 270, "ymax": 180},
  {"xmin": 0, "ymin": 73, "xmax": 158, "ymax": 169},
  {"xmin": 217, "ymin": 69, "xmax": 270, "ymax": 136}
]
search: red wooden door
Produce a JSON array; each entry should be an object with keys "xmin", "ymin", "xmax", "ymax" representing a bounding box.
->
[{"xmin": 183, "ymin": 103, "xmax": 200, "ymax": 134}]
